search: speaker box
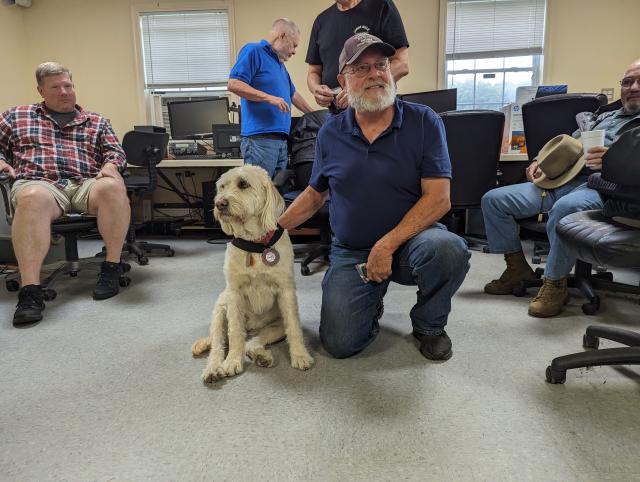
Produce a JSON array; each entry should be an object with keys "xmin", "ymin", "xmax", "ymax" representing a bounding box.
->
[{"xmin": 202, "ymin": 181, "xmax": 218, "ymax": 228}]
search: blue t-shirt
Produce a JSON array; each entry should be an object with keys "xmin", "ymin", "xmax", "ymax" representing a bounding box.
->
[
  {"xmin": 309, "ymin": 99, "xmax": 451, "ymax": 249},
  {"xmin": 229, "ymin": 40, "xmax": 296, "ymax": 137}
]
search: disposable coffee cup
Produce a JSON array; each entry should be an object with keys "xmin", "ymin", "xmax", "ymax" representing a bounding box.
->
[{"xmin": 581, "ymin": 129, "xmax": 605, "ymax": 154}]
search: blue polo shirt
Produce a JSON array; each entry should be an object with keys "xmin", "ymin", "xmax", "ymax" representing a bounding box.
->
[
  {"xmin": 229, "ymin": 40, "xmax": 296, "ymax": 136},
  {"xmin": 309, "ymin": 99, "xmax": 451, "ymax": 249}
]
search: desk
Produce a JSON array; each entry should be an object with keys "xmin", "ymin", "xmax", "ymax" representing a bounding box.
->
[
  {"xmin": 500, "ymin": 153, "xmax": 529, "ymax": 162},
  {"xmin": 128, "ymin": 158, "xmax": 244, "ymax": 169}
]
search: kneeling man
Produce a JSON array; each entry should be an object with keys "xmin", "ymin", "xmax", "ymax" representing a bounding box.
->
[{"xmin": 278, "ymin": 34, "xmax": 470, "ymax": 360}]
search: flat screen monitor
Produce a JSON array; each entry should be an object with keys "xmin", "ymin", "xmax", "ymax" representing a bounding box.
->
[
  {"xmin": 167, "ymin": 98, "xmax": 229, "ymax": 140},
  {"xmin": 401, "ymin": 88, "xmax": 457, "ymax": 113},
  {"xmin": 212, "ymin": 124, "xmax": 241, "ymax": 156}
]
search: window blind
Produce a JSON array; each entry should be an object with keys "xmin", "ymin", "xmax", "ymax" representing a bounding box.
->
[
  {"xmin": 446, "ymin": 0, "xmax": 546, "ymax": 60},
  {"xmin": 140, "ymin": 10, "xmax": 230, "ymax": 89}
]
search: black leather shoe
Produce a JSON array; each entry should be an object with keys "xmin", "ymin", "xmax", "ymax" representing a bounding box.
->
[
  {"xmin": 13, "ymin": 284, "xmax": 45, "ymax": 327},
  {"xmin": 413, "ymin": 330, "xmax": 453, "ymax": 361},
  {"xmin": 93, "ymin": 261, "xmax": 123, "ymax": 300}
]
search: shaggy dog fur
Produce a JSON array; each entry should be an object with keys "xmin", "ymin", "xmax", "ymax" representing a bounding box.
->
[{"xmin": 191, "ymin": 165, "xmax": 314, "ymax": 383}]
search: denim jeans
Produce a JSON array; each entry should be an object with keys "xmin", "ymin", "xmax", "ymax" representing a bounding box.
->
[
  {"xmin": 481, "ymin": 180, "xmax": 603, "ymax": 279},
  {"xmin": 240, "ymin": 136, "xmax": 288, "ymax": 178},
  {"xmin": 319, "ymin": 224, "xmax": 471, "ymax": 358}
]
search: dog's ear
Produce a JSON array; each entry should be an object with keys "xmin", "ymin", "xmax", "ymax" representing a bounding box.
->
[{"xmin": 260, "ymin": 180, "xmax": 285, "ymax": 231}]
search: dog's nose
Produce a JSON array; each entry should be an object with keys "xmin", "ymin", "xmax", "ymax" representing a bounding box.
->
[{"xmin": 215, "ymin": 198, "xmax": 229, "ymax": 211}]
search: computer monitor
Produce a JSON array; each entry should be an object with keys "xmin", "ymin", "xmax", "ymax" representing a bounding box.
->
[
  {"xmin": 212, "ymin": 124, "xmax": 242, "ymax": 157},
  {"xmin": 167, "ymin": 98, "xmax": 230, "ymax": 140},
  {"xmin": 401, "ymin": 88, "xmax": 457, "ymax": 113}
]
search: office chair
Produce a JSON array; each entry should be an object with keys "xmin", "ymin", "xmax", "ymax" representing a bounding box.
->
[
  {"xmin": 0, "ymin": 173, "xmax": 131, "ymax": 300},
  {"xmin": 546, "ymin": 209, "xmax": 640, "ymax": 384},
  {"xmin": 274, "ymin": 110, "xmax": 330, "ymax": 276},
  {"xmin": 119, "ymin": 130, "xmax": 175, "ymax": 265},
  {"xmin": 439, "ymin": 110, "xmax": 505, "ymax": 246},
  {"xmin": 512, "ymin": 93, "xmax": 609, "ymax": 294}
]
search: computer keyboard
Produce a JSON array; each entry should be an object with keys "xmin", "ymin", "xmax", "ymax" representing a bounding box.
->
[{"xmin": 173, "ymin": 154, "xmax": 233, "ymax": 160}]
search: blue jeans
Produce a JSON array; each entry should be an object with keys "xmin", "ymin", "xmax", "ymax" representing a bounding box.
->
[
  {"xmin": 319, "ymin": 225, "xmax": 471, "ymax": 358},
  {"xmin": 481, "ymin": 180, "xmax": 603, "ymax": 279},
  {"xmin": 240, "ymin": 136, "xmax": 288, "ymax": 178}
]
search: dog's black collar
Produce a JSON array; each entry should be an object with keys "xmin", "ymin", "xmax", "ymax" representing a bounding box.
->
[{"xmin": 231, "ymin": 226, "xmax": 285, "ymax": 253}]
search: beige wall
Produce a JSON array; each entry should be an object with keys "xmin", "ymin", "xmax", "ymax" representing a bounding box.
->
[
  {"xmin": 0, "ymin": 5, "xmax": 31, "ymax": 108},
  {"xmin": 2, "ymin": 0, "xmax": 639, "ymax": 138},
  {"xmin": 543, "ymin": 0, "xmax": 640, "ymax": 99}
]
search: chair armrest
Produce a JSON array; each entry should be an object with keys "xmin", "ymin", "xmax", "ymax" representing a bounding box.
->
[
  {"xmin": 0, "ymin": 172, "xmax": 13, "ymax": 219},
  {"xmin": 272, "ymin": 169, "xmax": 296, "ymax": 195}
]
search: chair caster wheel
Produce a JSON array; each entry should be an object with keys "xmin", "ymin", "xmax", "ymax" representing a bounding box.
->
[
  {"xmin": 70, "ymin": 272, "xmax": 78, "ymax": 277},
  {"xmin": 534, "ymin": 268, "xmax": 544, "ymax": 278},
  {"xmin": 583, "ymin": 333, "xmax": 599, "ymax": 349},
  {"xmin": 43, "ymin": 289, "xmax": 57, "ymax": 301},
  {"xmin": 167, "ymin": 249, "xmax": 175, "ymax": 257},
  {"xmin": 512, "ymin": 284, "xmax": 527, "ymax": 297},
  {"xmin": 138, "ymin": 256, "xmax": 149, "ymax": 266},
  {"xmin": 581, "ymin": 300, "xmax": 600, "ymax": 315},
  {"xmin": 545, "ymin": 366, "xmax": 566, "ymax": 384},
  {"xmin": 119, "ymin": 276, "xmax": 131, "ymax": 287},
  {"xmin": 6, "ymin": 279, "xmax": 19, "ymax": 292},
  {"xmin": 532, "ymin": 256, "xmax": 542, "ymax": 265},
  {"xmin": 301, "ymin": 265, "xmax": 311, "ymax": 276},
  {"xmin": 121, "ymin": 263, "xmax": 131, "ymax": 273}
]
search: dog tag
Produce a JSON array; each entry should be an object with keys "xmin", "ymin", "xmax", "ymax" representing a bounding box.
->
[{"xmin": 261, "ymin": 247, "xmax": 280, "ymax": 266}]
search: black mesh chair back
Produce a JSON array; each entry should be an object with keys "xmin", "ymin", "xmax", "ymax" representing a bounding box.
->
[
  {"xmin": 522, "ymin": 93, "xmax": 607, "ymax": 160},
  {"xmin": 122, "ymin": 130, "xmax": 169, "ymax": 196},
  {"xmin": 440, "ymin": 110, "xmax": 505, "ymax": 208}
]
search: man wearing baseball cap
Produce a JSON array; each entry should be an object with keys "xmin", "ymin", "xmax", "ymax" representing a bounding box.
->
[{"xmin": 279, "ymin": 33, "xmax": 470, "ymax": 361}]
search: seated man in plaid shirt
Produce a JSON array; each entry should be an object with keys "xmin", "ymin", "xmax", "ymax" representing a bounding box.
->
[{"xmin": 0, "ymin": 62, "xmax": 131, "ymax": 327}]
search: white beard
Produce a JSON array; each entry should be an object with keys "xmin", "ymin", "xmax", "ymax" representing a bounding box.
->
[{"xmin": 347, "ymin": 78, "xmax": 397, "ymax": 113}]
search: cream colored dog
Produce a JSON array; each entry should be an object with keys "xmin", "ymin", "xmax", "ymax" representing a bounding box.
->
[{"xmin": 192, "ymin": 165, "xmax": 314, "ymax": 383}]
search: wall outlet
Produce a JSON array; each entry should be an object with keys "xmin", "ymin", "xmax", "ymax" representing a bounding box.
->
[{"xmin": 601, "ymin": 87, "xmax": 614, "ymax": 101}]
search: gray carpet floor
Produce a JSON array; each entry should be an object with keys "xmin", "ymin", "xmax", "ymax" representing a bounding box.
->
[{"xmin": 1, "ymin": 237, "xmax": 639, "ymax": 481}]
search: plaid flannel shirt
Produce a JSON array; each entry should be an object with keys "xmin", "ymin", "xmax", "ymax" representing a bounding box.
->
[{"xmin": 0, "ymin": 103, "xmax": 126, "ymax": 188}]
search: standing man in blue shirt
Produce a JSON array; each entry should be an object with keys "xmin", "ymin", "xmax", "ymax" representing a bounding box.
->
[
  {"xmin": 278, "ymin": 33, "xmax": 470, "ymax": 361},
  {"xmin": 228, "ymin": 18, "xmax": 313, "ymax": 177}
]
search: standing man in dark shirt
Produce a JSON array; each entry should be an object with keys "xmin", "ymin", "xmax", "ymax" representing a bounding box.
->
[{"xmin": 306, "ymin": 0, "xmax": 409, "ymax": 110}]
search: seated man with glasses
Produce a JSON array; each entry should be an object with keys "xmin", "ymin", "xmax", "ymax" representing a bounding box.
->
[
  {"xmin": 278, "ymin": 33, "xmax": 470, "ymax": 361},
  {"xmin": 481, "ymin": 58, "xmax": 640, "ymax": 318}
]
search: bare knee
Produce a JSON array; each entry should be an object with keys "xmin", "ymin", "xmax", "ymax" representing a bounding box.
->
[
  {"xmin": 92, "ymin": 177, "xmax": 128, "ymax": 202},
  {"xmin": 14, "ymin": 187, "xmax": 60, "ymax": 219}
]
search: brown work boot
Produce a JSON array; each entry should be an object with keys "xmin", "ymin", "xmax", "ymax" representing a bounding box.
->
[
  {"xmin": 528, "ymin": 278, "xmax": 569, "ymax": 318},
  {"xmin": 484, "ymin": 251, "xmax": 537, "ymax": 295}
]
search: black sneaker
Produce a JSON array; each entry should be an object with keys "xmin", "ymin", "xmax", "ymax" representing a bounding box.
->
[
  {"xmin": 413, "ymin": 330, "xmax": 453, "ymax": 361},
  {"xmin": 13, "ymin": 284, "xmax": 45, "ymax": 327},
  {"xmin": 93, "ymin": 261, "xmax": 123, "ymax": 300}
]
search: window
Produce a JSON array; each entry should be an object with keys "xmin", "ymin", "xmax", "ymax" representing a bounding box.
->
[
  {"xmin": 139, "ymin": 10, "xmax": 231, "ymax": 92},
  {"xmin": 445, "ymin": 0, "xmax": 546, "ymax": 110}
]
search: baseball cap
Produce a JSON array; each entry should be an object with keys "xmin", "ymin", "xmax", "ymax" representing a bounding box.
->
[{"xmin": 338, "ymin": 33, "xmax": 396, "ymax": 74}]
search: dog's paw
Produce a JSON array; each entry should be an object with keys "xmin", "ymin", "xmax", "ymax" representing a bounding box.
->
[
  {"xmin": 290, "ymin": 351, "xmax": 314, "ymax": 371},
  {"xmin": 192, "ymin": 337, "xmax": 211, "ymax": 357},
  {"xmin": 247, "ymin": 347, "xmax": 274, "ymax": 368},
  {"xmin": 201, "ymin": 364, "xmax": 225, "ymax": 384},
  {"xmin": 222, "ymin": 357, "xmax": 244, "ymax": 377}
]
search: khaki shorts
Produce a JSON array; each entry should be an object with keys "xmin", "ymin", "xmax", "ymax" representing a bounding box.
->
[{"xmin": 10, "ymin": 179, "xmax": 97, "ymax": 215}]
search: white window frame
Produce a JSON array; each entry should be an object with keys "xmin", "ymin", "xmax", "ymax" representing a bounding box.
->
[
  {"xmin": 131, "ymin": 0, "xmax": 235, "ymax": 126},
  {"xmin": 437, "ymin": 0, "xmax": 549, "ymax": 110}
]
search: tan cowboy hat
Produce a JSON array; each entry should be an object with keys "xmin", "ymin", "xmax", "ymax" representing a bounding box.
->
[{"xmin": 533, "ymin": 134, "xmax": 585, "ymax": 189}]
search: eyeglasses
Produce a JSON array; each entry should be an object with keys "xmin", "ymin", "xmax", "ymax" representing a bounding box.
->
[
  {"xmin": 344, "ymin": 59, "xmax": 390, "ymax": 78},
  {"xmin": 620, "ymin": 77, "xmax": 640, "ymax": 88}
]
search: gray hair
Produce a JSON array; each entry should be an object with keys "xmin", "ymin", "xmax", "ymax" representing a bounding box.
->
[
  {"xmin": 272, "ymin": 18, "xmax": 299, "ymax": 37},
  {"xmin": 35, "ymin": 62, "xmax": 72, "ymax": 85}
]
